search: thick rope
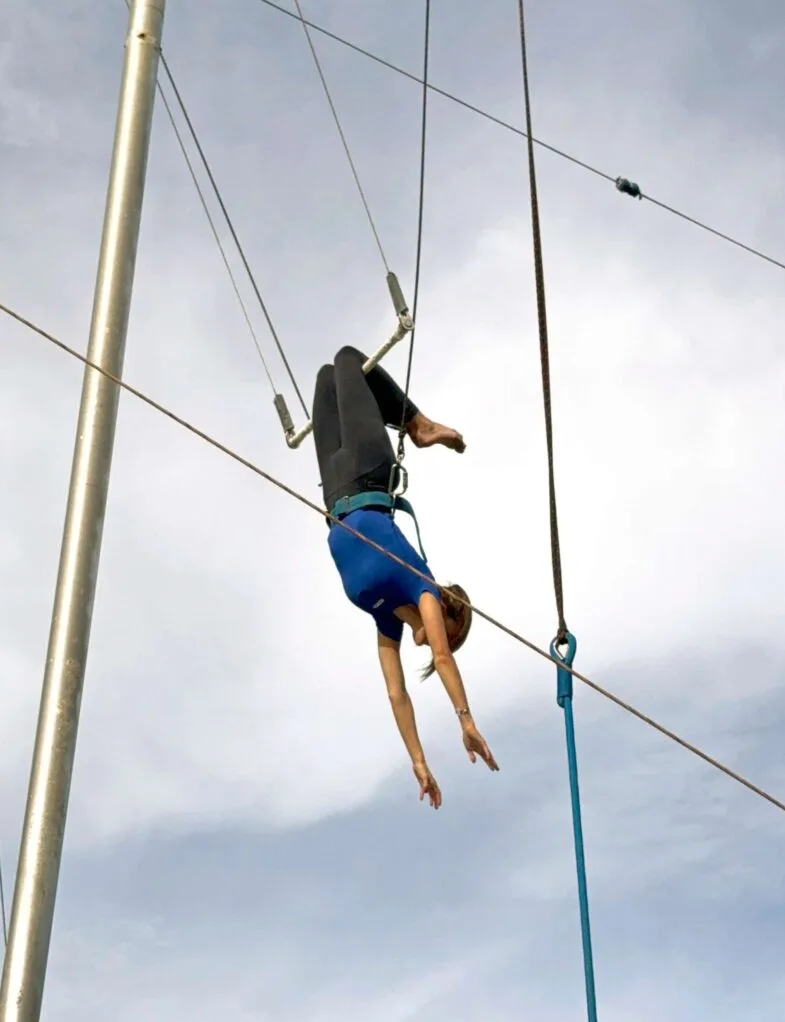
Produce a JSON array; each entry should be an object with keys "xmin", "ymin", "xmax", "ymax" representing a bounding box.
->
[
  {"xmin": 517, "ymin": 3, "xmax": 597, "ymax": 1016},
  {"xmin": 516, "ymin": 1, "xmax": 567, "ymax": 643},
  {"xmin": 257, "ymin": 0, "xmax": 785, "ymax": 275},
  {"xmin": 3, "ymin": 298, "xmax": 785, "ymax": 817},
  {"xmin": 390, "ymin": 0, "xmax": 431, "ymax": 493}
]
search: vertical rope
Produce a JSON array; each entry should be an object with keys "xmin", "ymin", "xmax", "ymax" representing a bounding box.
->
[
  {"xmin": 390, "ymin": 0, "xmax": 431, "ymax": 492},
  {"xmin": 291, "ymin": 0, "xmax": 390, "ymax": 274},
  {"xmin": 517, "ymin": 2, "xmax": 598, "ymax": 1018},
  {"xmin": 562, "ymin": 688, "xmax": 599, "ymax": 1020},
  {"xmin": 515, "ymin": 0, "xmax": 567, "ymax": 642}
]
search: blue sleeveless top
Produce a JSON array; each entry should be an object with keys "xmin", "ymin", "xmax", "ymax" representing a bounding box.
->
[{"xmin": 328, "ymin": 508, "xmax": 440, "ymax": 641}]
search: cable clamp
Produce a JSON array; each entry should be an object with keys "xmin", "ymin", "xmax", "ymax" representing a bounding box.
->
[{"xmin": 615, "ymin": 176, "xmax": 642, "ymax": 200}]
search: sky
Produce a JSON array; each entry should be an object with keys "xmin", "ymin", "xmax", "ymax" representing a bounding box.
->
[{"xmin": 1, "ymin": 0, "xmax": 784, "ymax": 1018}]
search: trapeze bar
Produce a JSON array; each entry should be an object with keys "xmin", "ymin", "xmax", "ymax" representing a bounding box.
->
[{"xmin": 276, "ymin": 311, "xmax": 414, "ymax": 450}]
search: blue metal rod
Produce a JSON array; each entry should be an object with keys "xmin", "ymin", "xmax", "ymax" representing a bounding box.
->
[{"xmin": 562, "ymin": 695, "xmax": 598, "ymax": 1021}]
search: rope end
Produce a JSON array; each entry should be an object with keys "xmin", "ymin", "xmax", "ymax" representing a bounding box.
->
[{"xmin": 551, "ymin": 631, "xmax": 577, "ymax": 706}]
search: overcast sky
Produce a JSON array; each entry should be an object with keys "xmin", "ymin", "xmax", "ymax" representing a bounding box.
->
[{"xmin": 2, "ymin": 0, "xmax": 785, "ymax": 1019}]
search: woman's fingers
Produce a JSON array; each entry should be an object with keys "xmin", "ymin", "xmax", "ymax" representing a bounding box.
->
[{"xmin": 414, "ymin": 765, "xmax": 441, "ymax": 808}]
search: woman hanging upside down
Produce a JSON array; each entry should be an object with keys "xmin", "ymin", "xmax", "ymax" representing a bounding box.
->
[{"xmin": 313, "ymin": 345, "xmax": 499, "ymax": 809}]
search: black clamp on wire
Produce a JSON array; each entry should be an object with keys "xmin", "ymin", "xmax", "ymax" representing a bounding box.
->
[{"xmin": 615, "ymin": 176, "xmax": 642, "ymax": 200}]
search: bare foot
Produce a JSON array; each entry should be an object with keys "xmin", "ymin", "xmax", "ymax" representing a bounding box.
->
[{"xmin": 406, "ymin": 413, "xmax": 466, "ymax": 453}]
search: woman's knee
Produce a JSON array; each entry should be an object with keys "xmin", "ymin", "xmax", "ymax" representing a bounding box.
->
[
  {"xmin": 315, "ymin": 363, "xmax": 335, "ymax": 394},
  {"xmin": 335, "ymin": 344, "xmax": 366, "ymax": 365}
]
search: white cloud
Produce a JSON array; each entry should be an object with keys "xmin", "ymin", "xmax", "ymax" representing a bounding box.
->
[
  {"xmin": 32, "ymin": 667, "xmax": 785, "ymax": 1021},
  {"xmin": 0, "ymin": 9, "xmax": 58, "ymax": 148}
]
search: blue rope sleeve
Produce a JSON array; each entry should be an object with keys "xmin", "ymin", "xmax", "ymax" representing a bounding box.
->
[{"xmin": 552, "ymin": 632, "xmax": 598, "ymax": 1022}]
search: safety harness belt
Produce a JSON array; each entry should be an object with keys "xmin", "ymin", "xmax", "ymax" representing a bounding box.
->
[{"xmin": 330, "ymin": 491, "xmax": 428, "ymax": 563}]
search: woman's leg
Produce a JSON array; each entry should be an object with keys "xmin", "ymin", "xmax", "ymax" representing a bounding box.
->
[
  {"xmin": 338, "ymin": 345, "xmax": 466, "ymax": 454},
  {"xmin": 333, "ymin": 346, "xmax": 397, "ymax": 481},
  {"xmin": 315, "ymin": 351, "xmax": 400, "ymax": 508},
  {"xmin": 312, "ymin": 364, "xmax": 342, "ymax": 507},
  {"xmin": 336, "ymin": 346, "xmax": 420, "ymax": 429},
  {"xmin": 319, "ymin": 345, "xmax": 466, "ymax": 510}
]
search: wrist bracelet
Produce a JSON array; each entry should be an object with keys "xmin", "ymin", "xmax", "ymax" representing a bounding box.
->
[{"xmin": 456, "ymin": 707, "xmax": 471, "ymax": 717}]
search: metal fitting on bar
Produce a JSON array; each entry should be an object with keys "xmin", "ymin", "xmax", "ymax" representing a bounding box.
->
[
  {"xmin": 285, "ymin": 418, "xmax": 313, "ymax": 450},
  {"xmin": 361, "ymin": 313, "xmax": 413, "ymax": 374},
  {"xmin": 274, "ymin": 393, "xmax": 295, "ymax": 439},
  {"xmin": 551, "ymin": 631, "xmax": 577, "ymax": 707},
  {"xmin": 386, "ymin": 271, "xmax": 409, "ymax": 317}
]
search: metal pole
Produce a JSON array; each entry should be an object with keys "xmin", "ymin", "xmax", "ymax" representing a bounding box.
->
[{"xmin": 0, "ymin": 3, "xmax": 166, "ymax": 1019}]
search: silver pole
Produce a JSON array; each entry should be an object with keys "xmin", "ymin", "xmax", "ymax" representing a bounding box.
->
[{"xmin": 0, "ymin": 3, "xmax": 166, "ymax": 1019}]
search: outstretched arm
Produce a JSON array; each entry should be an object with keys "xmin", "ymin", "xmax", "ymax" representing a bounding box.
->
[
  {"xmin": 377, "ymin": 632, "xmax": 426, "ymax": 767},
  {"xmin": 418, "ymin": 593, "xmax": 499, "ymax": 772},
  {"xmin": 418, "ymin": 593, "xmax": 473, "ymax": 718},
  {"xmin": 377, "ymin": 632, "xmax": 442, "ymax": 807}
]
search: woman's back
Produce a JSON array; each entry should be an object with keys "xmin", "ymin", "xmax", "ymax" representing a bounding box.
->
[{"xmin": 328, "ymin": 509, "xmax": 437, "ymax": 637}]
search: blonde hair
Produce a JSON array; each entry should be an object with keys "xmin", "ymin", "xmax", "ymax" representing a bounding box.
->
[{"xmin": 420, "ymin": 583, "xmax": 473, "ymax": 681}]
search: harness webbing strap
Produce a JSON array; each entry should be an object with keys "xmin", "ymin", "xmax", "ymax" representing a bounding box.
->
[{"xmin": 330, "ymin": 491, "xmax": 428, "ymax": 563}]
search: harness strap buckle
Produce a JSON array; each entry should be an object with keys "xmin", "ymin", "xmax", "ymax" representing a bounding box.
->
[{"xmin": 393, "ymin": 462, "xmax": 409, "ymax": 496}]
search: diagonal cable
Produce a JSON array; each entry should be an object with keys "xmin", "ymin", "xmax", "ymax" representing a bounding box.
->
[
  {"xmin": 390, "ymin": 0, "xmax": 431, "ymax": 494},
  {"xmin": 3, "ymin": 297, "xmax": 785, "ymax": 816},
  {"xmin": 398, "ymin": 0, "xmax": 430, "ymax": 433},
  {"xmin": 256, "ymin": 0, "xmax": 785, "ymax": 275},
  {"xmin": 121, "ymin": 0, "xmax": 307, "ymax": 411},
  {"xmin": 156, "ymin": 49, "xmax": 310, "ymax": 417},
  {"xmin": 154, "ymin": 76, "xmax": 278, "ymax": 392},
  {"xmin": 291, "ymin": 0, "xmax": 389, "ymax": 273}
]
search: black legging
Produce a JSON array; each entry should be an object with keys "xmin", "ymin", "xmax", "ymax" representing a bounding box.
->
[{"xmin": 313, "ymin": 346, "xmax": 420, "ymax": 512}]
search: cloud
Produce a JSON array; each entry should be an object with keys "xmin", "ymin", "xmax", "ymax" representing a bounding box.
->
[
  {"xmin": 20, "ymin": 644, "xmax": 783, "ymax": 1021},
  {"xmin": 0, "ymin": 3, "xmax": 60, "ymax": 147}
]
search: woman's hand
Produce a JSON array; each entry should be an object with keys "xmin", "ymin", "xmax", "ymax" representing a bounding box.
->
[
  {"xmin": 413, "ymin": 761, "xmax": 442, "ymax": 809},
  {"xmin": 462, "ymin": 722, "xmax": 499, "ymax": 771}
]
